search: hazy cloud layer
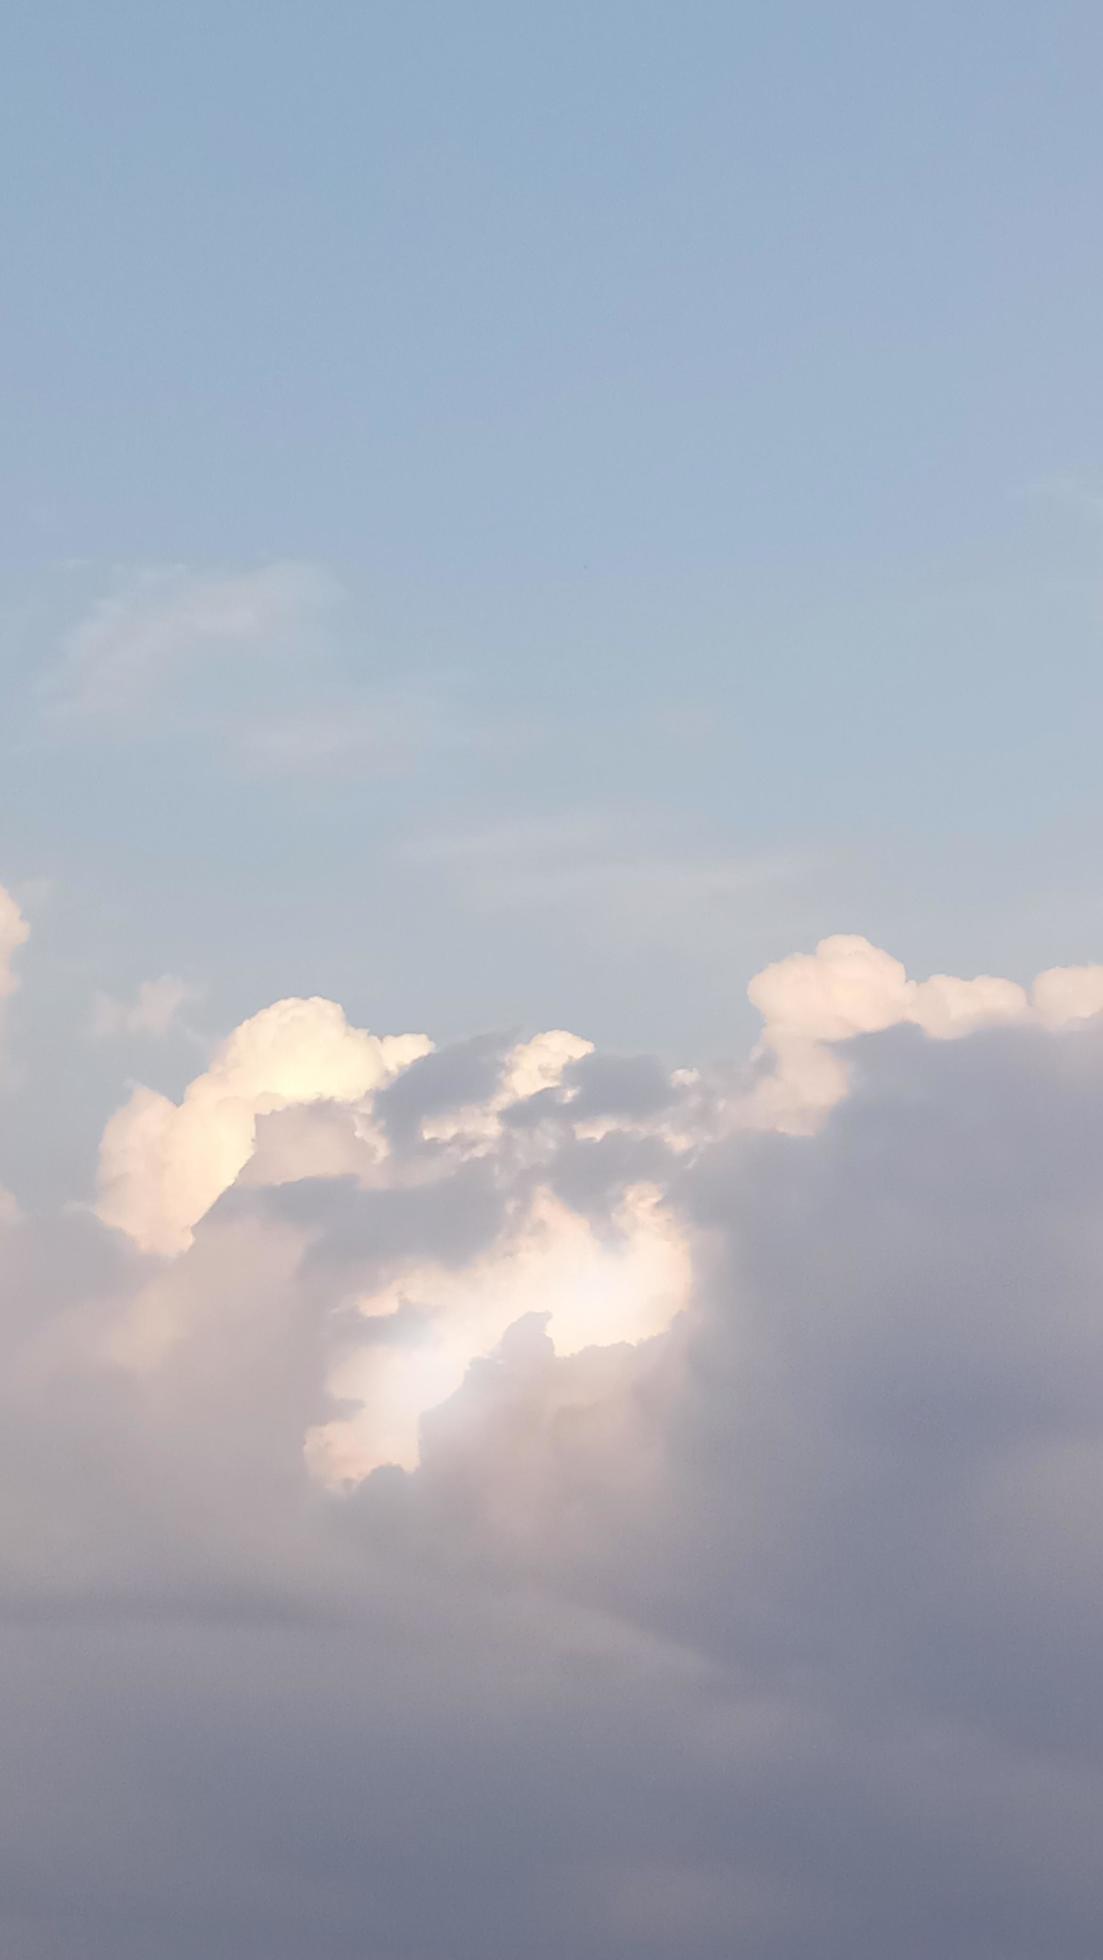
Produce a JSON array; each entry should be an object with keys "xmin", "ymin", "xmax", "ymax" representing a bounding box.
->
[
  {"xmin": 48, "ymin": 561, "xmax": 341, "ymax": 722},
  {"xmin": 4, "ymin": 918, "xmax": 1103, "ymax": 1955},
  {"xmin": 404, "ymin": 811, "xmax": 803, "ymax": 940}
]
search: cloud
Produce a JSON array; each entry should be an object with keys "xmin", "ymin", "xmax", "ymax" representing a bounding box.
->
[
  {"xmin": 237, "ymin": 683, "xmax": 484, "ymax": 777},
  {"xmin": 743, "ymin": 932, "xmax": 1102, "ymax": 1132},
  {"xmin": 48, "ymin": 560, "xmax": 341, "ymax": 722},
  {"xmin": 93, "ymin": 934, "xmax": 1103, "ymax": 1481},
  {"xmin": 90, "ymin": 974, "xmax": 203, "ymax": 1041},
  {"xmin": 405, "ymin": 812, "xmax": 802, "ymax": 935},
  {"xmin": 39, "ymin": 562, "xmax": 492, "ymax": 780},
  {"xmin": 7, "ymin": 926, "xmax": 1103, "ymax": 1954},
  {"xmin": 306, "ymin": 1180, "xmax": 691, "ymax": 1479},
  {"xmin": 96, "ymin": 996, "xmax": 432, "ymax": 1255}
]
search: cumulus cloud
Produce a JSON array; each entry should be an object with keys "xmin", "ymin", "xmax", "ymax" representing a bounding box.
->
[
  {"xmin": 1031, "ymin": 961, "xmax": 1103, "ymax": 1025},
  {"xmin": 92, "ymin": 934, "xmax": 1103, "ymax": 1483},
  {"xmin": 5, "ymin": 926, "xmax": 1103, "ymax": 1955},
  {"xmin": 96, "ymin": 996, "xmax": 432, "ymax": 1255},
  {"xmin": 744, "ymin": 932, "xmax": 1099, "ymax": 1131}
]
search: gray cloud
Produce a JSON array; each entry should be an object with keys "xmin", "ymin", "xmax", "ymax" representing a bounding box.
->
[
  {"xmin": 3, "ymin": 1018, "xmax": 1103, "ymax": 1954},
  {"xmin": 375, "ymin": 1034, "xmax": 512, "ymax": 1147}
]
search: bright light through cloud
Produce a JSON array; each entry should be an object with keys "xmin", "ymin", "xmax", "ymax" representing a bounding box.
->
[{"xmin": 306, "ymin": 1183, "xmax": 692, "ymax": 1479}]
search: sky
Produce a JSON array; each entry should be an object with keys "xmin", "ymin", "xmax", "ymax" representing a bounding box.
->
[{"xmin": 4, "ymin": 3, "xmax": 1103, "ymax": 1955}]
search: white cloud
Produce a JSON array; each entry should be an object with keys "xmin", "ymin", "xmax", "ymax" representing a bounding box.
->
[
  {"xmin": 743, "ymin": 933, "xmax": 1101, "ymax": 1133},
  {"xmin": 96, "ymin": 995, "xmax": 432, "ymax": 1255},
  {"xmin": 747, "ymin": 933, "xmax": 1031, "ymax": 1046},
  {"xmin": 1031, "ymin": 962, "xmax": 1103, "ymax": 1026}
]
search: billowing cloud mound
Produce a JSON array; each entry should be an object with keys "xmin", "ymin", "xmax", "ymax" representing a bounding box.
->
[
  {"xmin": 744, "ymin": 932, "xmax": 1101, "ymax": 1129},
  {"xmin": 5, "ymin": 926, "xmax": 1103, "ymax": 1956},
  {"xmin": 94, "ymin": 935, "xmax": 1103, "ymax": 1479},
  {"xmin": 97, "ymin": 996, "xmax": 432, "ymax": 1254}
]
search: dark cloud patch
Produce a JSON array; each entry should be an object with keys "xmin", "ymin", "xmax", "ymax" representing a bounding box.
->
[
  {"xmin": 498, "ymin": 1082, "xmax": 567, "ymax": 1128},
  {"xmin": 547, "ymin": 1130, "xmax": 680, "ymax": 1216},
  {"xmin": 376, "ymin": 1034, "xmax": 511, "ymax": 1146},
  {"xmin": 564, "ymin": 1050, "xmax": 679, "ymax": 1120},
  {"xmin": 226, "ymin": 1162, "xmax": 509, "ymax": 1280}
]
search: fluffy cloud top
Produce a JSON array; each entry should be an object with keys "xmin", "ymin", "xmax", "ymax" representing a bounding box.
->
[
  {"xmin": 97, "ymin": 996, "xmax": 431, "ymax": 1255},
  {"xmin": 91, "ymin": 933, "xmax": 1103, "ymax": 1485},
  {"xmin": 745, "ymin": 932, "xmax": 1101, "ymax": 1130}
]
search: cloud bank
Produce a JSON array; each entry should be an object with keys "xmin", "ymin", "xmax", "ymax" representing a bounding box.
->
[{"xmin": 4, "ymin": 918, "xmax": 1103, "ymax": 1955}]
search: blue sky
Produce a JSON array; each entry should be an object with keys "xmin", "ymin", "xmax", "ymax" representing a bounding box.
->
[{"xmin": 4, "ymin": 0, "xmax": 1103, "ymax": 1176}]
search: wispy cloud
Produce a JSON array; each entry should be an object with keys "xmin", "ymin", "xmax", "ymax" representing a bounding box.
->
[
  {"xmin": 238, "ymin": 683, "xmax": 487, "ymax": 777},
  {"xmin": 23, "ymin": 552, "xmax": 505, "ymax": 787},
  {"xmin": 405, "ymin": 810, "xmax": 806, "ymax": 931},
  {"xmin": 38, "ymin": 560, "xmax": 497, "ymax": 780},
  {"xmin": 46, "ymin": 560, "xmax": 341, "ymax": 724},
  {"xmin": 90, "ymin": 974, "xmax": 204, "ymax": 1042}
]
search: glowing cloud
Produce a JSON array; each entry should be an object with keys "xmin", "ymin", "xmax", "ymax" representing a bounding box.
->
[
  {"xmin": 744, "ymin": 934, "xmax": 1100, "ymax": 1132},
  {"xmin": 93, "ymin": 931, "xmax": 1103, "ymax": 1483},
  {"xmin": 306, "ymin": 1182, "xmax": 691, "ymax": 1480},
  {"xmin": 97, "ymin": 996, "xmax": 431, "ymax": 1254}
]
